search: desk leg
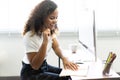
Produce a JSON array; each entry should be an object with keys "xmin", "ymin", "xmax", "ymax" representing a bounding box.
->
[{"xmin": 58, "ymin": 57, "xmax": 60, "ymax": 68}]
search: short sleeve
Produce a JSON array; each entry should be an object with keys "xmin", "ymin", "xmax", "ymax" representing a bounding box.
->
[{"xmin": 23, "ymin": 32, "xmax": 42, "ymax": 53}]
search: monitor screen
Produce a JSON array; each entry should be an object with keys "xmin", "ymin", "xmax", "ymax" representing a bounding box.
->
[{"xmin": 78, "ymin": 10, "xmax": 97, "ymax": 61}]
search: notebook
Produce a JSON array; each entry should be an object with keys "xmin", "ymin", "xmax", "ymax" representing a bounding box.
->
[{"xmin": 59, "ymin": 64, "xmax": 89, "ymax": 77}]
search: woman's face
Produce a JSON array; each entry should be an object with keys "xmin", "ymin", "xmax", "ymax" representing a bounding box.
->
[{"xmin": 44, "ymin": 8, "xmax": 58, "ymax": 30}]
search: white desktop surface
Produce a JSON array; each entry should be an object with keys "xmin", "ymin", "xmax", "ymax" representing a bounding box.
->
[
  {"xmin": 60, "ymin": 49, "xmax": 120, "ymax": 80},
  {"xmin": 62, "ymin": 49, "xmax": 95, "ymax": 62}
]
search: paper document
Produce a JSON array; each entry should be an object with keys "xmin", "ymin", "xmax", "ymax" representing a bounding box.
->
[{"xmin": 59, "ymin": 64, "xmax": 89, "ymax": 77}]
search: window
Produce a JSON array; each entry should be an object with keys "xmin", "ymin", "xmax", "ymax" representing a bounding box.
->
[{"xmin": 0, "ymin": 0, "xmax": 120, "ymax": 33}]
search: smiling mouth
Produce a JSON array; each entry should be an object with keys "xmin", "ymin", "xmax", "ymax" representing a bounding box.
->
[
  {"xmin": 50, "ymin": 24, "xmax": 56, "ymax": 26},
  {"xmin": 50, "ymin": 24, "xmax": 56, "ymax": 28}
]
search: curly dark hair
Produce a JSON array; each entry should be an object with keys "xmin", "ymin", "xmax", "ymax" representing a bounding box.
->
[{"xmin": 23, "ymin": 0, "xmax": 57, "ymax": 36}]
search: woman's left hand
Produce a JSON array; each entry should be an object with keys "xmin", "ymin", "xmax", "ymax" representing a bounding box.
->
[{"xmin": 62, "ymin": 57, "xmax": 79, "ymax": 71}]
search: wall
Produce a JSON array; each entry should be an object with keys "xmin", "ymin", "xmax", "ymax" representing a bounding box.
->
[
  {"xmin": 0, "ymin": 32, "xmax": 120, "ymax": 76},
  {"xmin": 0, "ymin": 33, "xmax": 24, "ymax": 76}
]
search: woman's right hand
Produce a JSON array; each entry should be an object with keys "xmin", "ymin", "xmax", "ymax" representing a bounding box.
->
[
  {"xmin": 62, "ymin": 57, "xmax": 79, "ymax": 71},
  {"xmin": 43, "ymin": 28, "xmax": 51, "ymax": 43}
]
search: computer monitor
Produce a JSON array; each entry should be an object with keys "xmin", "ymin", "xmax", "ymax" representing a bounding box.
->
[{"xmin": 78, "ymin": 10, "xmax": 97, "ymax": 61}]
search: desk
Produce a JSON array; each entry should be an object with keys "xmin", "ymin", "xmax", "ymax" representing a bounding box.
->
[{"xmin": 60, "ymin": 49, "xmax": 120, "ymax": 80}]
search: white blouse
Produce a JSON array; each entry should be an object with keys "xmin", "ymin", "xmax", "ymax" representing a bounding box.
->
[{"xmin": 22, "ymin": 31, "xmax": 53, "ymax": 64}]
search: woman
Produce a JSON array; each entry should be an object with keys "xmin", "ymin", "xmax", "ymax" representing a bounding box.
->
[{"xmin": 20, "ymin": 0, "xmax": 78, "ymax": 80}]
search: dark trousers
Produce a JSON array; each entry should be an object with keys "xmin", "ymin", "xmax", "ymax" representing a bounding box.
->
[{"xmin": 20, "ymin": 60, "xmax": 71, "ymax": 80}]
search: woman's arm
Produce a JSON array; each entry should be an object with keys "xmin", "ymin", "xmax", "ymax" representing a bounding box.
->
[
  {"xmin": 27, "ymin": 41, "xmax": 47, "ymax": 70},
  {"xmin": 52, "ymin": 38, "xmax": 78, "ymax": 70},
  {"xmin": 27, "ymin": 29, "xmax": 50, "ymax": 70}
]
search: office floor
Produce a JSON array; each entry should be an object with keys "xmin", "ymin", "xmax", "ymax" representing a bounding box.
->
[
  {"xmin": 0, "ymin": 76, "xmax": 20, "ymax": 80},
  {"xmin": 0, "ymin": 76, "xmax": 120, "ymax": 80}
]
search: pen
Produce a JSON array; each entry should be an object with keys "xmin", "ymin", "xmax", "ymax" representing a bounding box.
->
[{"xmin": 75, "ymin": 62, "xmax": 84, "ymax": 64}]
